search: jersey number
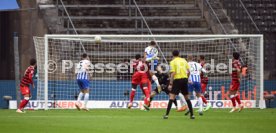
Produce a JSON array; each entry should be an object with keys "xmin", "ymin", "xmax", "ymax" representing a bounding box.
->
[{"xmin": 194, "ymin": 64, "xmax": 197, "ymax": 71}]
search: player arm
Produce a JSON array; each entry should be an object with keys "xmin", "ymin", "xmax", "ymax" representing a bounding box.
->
[
  {"xmin": 201, "ymin": 68, "xmax": 207, "ymax": 73},
  {"xmin": 186, "ymin": 61, "xmax": 190, "ymax": 78},
  {"xmin": 237, "ymin": 67, "xmax": 241, "ymax": 79},
  {"xmin": 86, "ymin": 61, "xmax": 93, "ymax": 79},
  {"xmin": 29, "ymin": 69, "xmax": 35, "ymax": 88},
  {"xmin": 234, "ymin": 64, "xmax": 241, "ymax": 78},
  {"xmin": 169, "ymin": 72, "xmax": 175, "ymax": 85},
  {"xmin": 169, "ymin": 62, "xmax": 175, "ymax": 85},
  {"xmin": 143, "ymin": 47, "xmax": 148, "ymax": 60},
  {"xmin": 186, "ymin": 62, "xmax": 192, "ymax": 83},
  {"xmin": 143, "ymin": 52, "xmax": 147, "ymax": 60},
  {"xmin": 200, "ymin": 64, "xmax": 207, "ymax": 73}
]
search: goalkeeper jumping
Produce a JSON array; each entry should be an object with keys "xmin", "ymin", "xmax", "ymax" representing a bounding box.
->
[{"xmin": 149, "ymin": 65, "xmax": 176, "ymax": 108}]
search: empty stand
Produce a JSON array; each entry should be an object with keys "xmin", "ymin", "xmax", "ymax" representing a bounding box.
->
[{"xmin": 39, "ymin": 0, "xmax": 212, "ymax": 34}]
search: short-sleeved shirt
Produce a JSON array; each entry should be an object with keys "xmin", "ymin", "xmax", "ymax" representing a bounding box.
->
[
  {"xmin": 188, "ymin": 61, "xmax": 203, "ymax": 83},
  {"xmin": 200, "ymin": 61, "xmax": 208, "ymax": 84},
  {"xmin": 170, "ymin": 57, "xmax": 190, "ymax": 79},
  {"xmin": 76, "ymin": 59, "xmax": 91, "ymax": 80},
  {"xmin": 20, "ymin": 66, "xmax": 35, "ymax": 87},
  {"xmin": 145, "ymin": 46, "xmax": 158, "ymax": 58}
]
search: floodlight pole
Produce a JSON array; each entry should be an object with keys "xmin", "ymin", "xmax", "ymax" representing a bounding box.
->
[{"xmin": 14, "ymin": 32, "xmax": 20, "ymax": 108}]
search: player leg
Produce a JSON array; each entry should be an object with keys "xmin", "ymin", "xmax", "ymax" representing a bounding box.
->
[
  {"xmin": 194, "ymin": 82, "xmax": 203, "ymax": 115},
  {"xmin": 173, "ymin": 99, "xmax": 178, "ymax": 110},
  {"xmin": 76, "ymin": 92, "xmax": 84, "ymax": 111},
  {"xmin": 177, "ymin": 93, "xmax": 188, "ymax": 112},
  {"xmin": 201, "ymin": 83, "xmax": 208, "ymax": 104},
  {"xmin": 163, "ymin": 80, "xmax": 178, "ymax": 119},
  {"xmin": 229, "ymin": 81, "xmax": 239, "ymax": 112},
  {"xmin": 76, "ymin": 80, "xmax": 84, "ymax": 110},
  {"xmin": 150, "ymin": 60, "xmax": 161, "ymax": 92},
  {"xmin": 229, "ymin": 90, "xmax": 238, "ymax": 113},
  {"xmin": 182, "ymin": 79, "xmax": 194, "ymax": 119},
  {"xmin": 184, "ymin": 83, "xmax": 193, "ymax": 115},
  {"xmin": 128, "ymin": 84, "xmax": 138, "ymax": 109},
  {"xmin": 150, "ymin": 90, "xmax": 157, "ymax": 104},
  {"xmin": 201, "ymin": 83, "xmax": 211, "ymax": 111},
  {"xmin": 164, "ymin": 93, "xmax": 177, "ymax": 119},
  {"xmin": 142, "ymin": 80, "xmax": 151, "ymax": 111},
  {"xmin": 148, "ymin": 82, "xmax": 157, "ymax": 107},
  {"xmin": 75, "ymin": 80, "xmax": 83, "ymax": 110},
  {"xmin": 82, "ymin": 88, "xmax": 90, "ymax": 111},
  {"xmin": 17, "ymin": 86, "xmax": 30, "ymax": 113},
  {"xmin": 150, "ymin": 73, "xmax": 161, "ymax": 92},
  {"xmin": 188, "ymin": 83, "xmax": 194, "ymax": 100},
  {"xmin": 76, "ymin": 79, "xmax": 90, "ymax": 111},
  {"xmin": 234, "ymin": 81, "xmax": 243, "ymax": 112},
  {"xmin": 235, "ymin": 93, "xmax": 243, "ymax": 112},
  {"xmin": 128, "ymin": 72, "xmax": 140, "ymax": 109}
]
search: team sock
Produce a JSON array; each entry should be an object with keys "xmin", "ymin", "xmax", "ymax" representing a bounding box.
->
[
  {"xmin": 201, "ymin": 96, "xmax": 208, "ymax": 104},
  {"xmin": 152, "ymin": 75, "xmax": 160, "ymax": 86},
  {"xmin": 235, "ymin": 94, "xmax": 241, "ymax": 106},
  {"xmin": 198, "ymin": 97, "xmax": 203, "ymax": 112},
  {"xmin": 143, "ymin": 87, "xmax": 150, "ymax": 106},
  {"xmin": 150, "ymin": 97, "xmax": 153, "ymax": 102},
  {"xmin": 77, "ymin": 92, "xmax": 84, "ymax": 103},
  {"xmin": 173, "ymin": 99, "xmax": 178, "ymax": 107},
  {"xmin": 186, "ymin": 99, "xmax": 194, "ymax": 116},
  {"xmin": 130, "ymin": 89, "xmax": 136, "ymax": 103},
  {"xmin": 84, "ymin": 93, "xmax": 89, "ymax": 108},
  {"xmin": 165, "ymin": 99, "xmax": 174, "ymax": 115},
  {"xmin": 19, "ymin": 98, "xmax": 29, "ymax": 110},
  {"xmin": 230, "ymin": 95, "xmax": 236, "ymax": 107},
  {"xmin": 179, "ymin": 93, "xmax": 187, "ymax": 106}
]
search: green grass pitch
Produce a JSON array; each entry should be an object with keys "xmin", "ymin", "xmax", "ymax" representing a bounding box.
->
[{"xmin": 0, "ymin": 109, "xmax": 276, "ymax": 133}]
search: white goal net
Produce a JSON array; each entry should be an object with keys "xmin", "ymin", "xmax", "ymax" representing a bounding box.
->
[{"xmin": 33, "ymin": 35, "xmax": 265, "ymax": 110}]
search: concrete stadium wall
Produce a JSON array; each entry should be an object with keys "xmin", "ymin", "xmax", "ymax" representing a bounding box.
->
[{"xmin": 0, "ymin": 0, "xmax": 48, "ymax": 80}]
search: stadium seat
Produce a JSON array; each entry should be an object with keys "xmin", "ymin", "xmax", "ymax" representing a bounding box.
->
[
  {"xmin": 264, "ymin": 94, "xmax": 275, "ymax": 108},
  {"xmin": 3, "ymin": 96, "xmax": 12, "ymax": 109},
  {"xmin": 49, "ymin": 0, "xmax": 212, "ymax": 34}
]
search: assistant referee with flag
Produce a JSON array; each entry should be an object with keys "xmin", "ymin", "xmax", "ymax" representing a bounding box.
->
[{"xmin": 163, "ymin": 50, "xmax": 194, "ymax": 119}]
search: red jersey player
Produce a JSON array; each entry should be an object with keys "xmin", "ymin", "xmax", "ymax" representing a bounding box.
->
[
  {"xmin": 199, "ymin": 55, "xmax": 211, "ymax": 111},
  {"xmin": 229, "ymin": 52, "xmax": 244, "ymax": 113},
  {"xmin": 16, "ymin": 59, "xmax": 36, "ymax": 113},
  {"xmin": 128, "ymin": 54, "xmax": 151, "ymax": 110}
]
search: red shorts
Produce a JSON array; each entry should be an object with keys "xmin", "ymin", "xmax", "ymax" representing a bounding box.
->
[
  {"xmin": 230, "ymin": 80, "xmax": 240, "ymax": 91},
  {"xmin": 131, "ymin": 71, "xmax": 149, "ymax": 85},
  {"xmin": 20, "ymin": 86, "xmax": 30, "ymax": 95},
  {"xmin": 201, "ymin": 83, "xmax": 207, "ymax": 93},
  {"xmin": 140, "ymin": 80, "xmax": 151, "ymax": 92}
]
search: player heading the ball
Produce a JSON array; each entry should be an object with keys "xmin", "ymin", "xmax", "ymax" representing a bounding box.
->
[
  {"xmin": 75, "ymin": 53, "xmax": 92, "ymax": 111},
  {"xmin": 144, "ymin": 41, "xmax": 161, "ymax": 93}
]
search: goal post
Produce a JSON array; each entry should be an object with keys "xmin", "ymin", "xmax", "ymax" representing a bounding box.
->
[{"xmin": 33, "ymin": 34, "xmax": 265, "ymax": 110}]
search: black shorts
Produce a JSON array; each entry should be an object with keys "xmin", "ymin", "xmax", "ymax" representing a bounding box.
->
[
  {"xmin": 171, "ymin": 78, "xmax": 188, "ymax": 95},
  {"xmin": 153, "ymin": 84, "xmax": 170, "ymax": 95}
]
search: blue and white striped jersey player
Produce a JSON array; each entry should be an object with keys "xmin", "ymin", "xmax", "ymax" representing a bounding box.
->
[
  {"xmin": 75, "ymin": 53, "xmax": 92, "ymax": 111},
  {"xmin": 187, "ymin": 55, "xmax": 206, "ymax": 115},
  {"xmin": 144, "ymin": 41, "xmax": 161, "ymax": 92}
]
